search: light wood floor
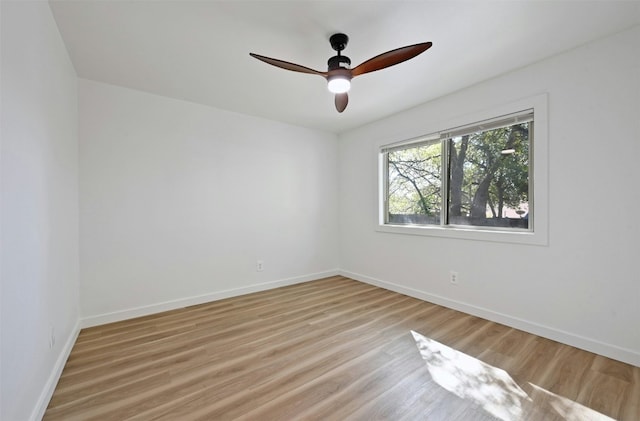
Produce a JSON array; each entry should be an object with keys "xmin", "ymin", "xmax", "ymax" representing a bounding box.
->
[{"xmin": 45, "ymin": 276, "xmax": 639, "ymax": 420}]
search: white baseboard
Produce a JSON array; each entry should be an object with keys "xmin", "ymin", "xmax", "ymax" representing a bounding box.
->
[
  {"xmin": 81, "ymin": 270, "xmax": 340, "ymax": 328},
  {"xmin": 340, "ymin": 269, "xmax": 640, "ymax": 368},
  {"xmin": 31, "ymin": 319, "xmax": 82, "ymax": 421}
]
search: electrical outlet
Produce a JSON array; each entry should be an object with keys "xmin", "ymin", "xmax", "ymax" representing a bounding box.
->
[
  {"xmin": 256, "ymin": 260, "xmax": 264, "ymax": 272},
  {"xmin": 450, "ymin": 271, "xmax": 459, "ymax": 285}
]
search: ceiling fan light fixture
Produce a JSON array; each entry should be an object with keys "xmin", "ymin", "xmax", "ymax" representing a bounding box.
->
[{"xmin": 327, "ymin": 76, "xmax": 351, "ymax": 93}]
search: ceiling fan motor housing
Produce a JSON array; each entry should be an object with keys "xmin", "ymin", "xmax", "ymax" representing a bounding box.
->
[{"xmin": 328, "ymin": 55, "xmax": 351, "ymax": 70}]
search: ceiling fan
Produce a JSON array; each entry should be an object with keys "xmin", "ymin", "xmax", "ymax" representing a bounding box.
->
[{"xmin": 250, "ymin": 34, "xmax": 432, "ymax": 113}]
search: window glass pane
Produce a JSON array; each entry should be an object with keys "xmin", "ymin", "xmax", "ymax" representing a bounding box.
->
[
  {"xmin": 447, "ymin": 122, "xmax": 529, "ymax": 229},
  {"xmin": 387, "ymin": 141, "xmax": 442, "ymax": 225}
]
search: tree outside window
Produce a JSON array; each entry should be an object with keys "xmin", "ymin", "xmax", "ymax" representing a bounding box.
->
[{"xmin": 384, "ymin": 112, "xmax": 532, "ymax": 231}]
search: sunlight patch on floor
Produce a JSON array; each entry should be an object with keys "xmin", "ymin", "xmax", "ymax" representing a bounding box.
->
[
  {"xmin": 527, "ymin": 383, "xmax": 615, "ymax": 421},
  {"xmin": 411, "ymin": 330, "xmax": 528, "ymax": 420},
  {"xmin": 410, "ymin": 330, "xmax": 614, "ymax": 421}
]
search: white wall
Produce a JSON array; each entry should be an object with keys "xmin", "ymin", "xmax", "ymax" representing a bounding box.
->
[
  {"xmin": 1, "ymin": 2, "xmax": 80, "ymax": 420},
  {"xmin": 79, "ymin": 80, "xmax": 339, "ymax": 323},
  {"xmin": 338, "ymin": 26, "xmax": 640, "ymax": 366}
]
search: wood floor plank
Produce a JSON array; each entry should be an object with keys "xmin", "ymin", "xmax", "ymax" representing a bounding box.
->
[{"xmin": 44, "ymin": 276, "xmax": 640, "ymax": 420}]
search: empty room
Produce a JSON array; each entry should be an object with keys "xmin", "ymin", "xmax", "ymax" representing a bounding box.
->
[{"xmin": 1, "ymin": 1, "xmax": 639, "ymax": 420}]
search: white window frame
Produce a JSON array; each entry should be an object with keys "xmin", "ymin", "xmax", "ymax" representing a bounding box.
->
[{"xmin": 376, "ymin": 94, "xmax": 548, "ymax": 246}]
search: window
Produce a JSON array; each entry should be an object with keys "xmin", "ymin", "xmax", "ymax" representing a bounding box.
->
[{"xmin": 378, "ymin": 100, "xmax": 547, "ymax": 245}]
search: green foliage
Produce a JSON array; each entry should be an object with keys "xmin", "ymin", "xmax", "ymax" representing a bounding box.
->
[
  {"xmin": 455, "ymin": 123, "xmax": 529, "ymax": 219},
  {"xmin": 387, "ymin": 142, "xmax": 441, "ymax": 216},
  {"xmin": 387, "ymin": 122, "xmax": 529, "ymax": 224}
]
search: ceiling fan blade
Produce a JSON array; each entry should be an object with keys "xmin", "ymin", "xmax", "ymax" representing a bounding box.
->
[
  {"xmin": 351, "ymin": 42, "xmax": 432, "ymax": 77},
  {"xmin": 249, "ymin": 53, "xmax": 327, "ymax": 76},
  {"xmin": 335, "ymin": 93, "xmax": 348, "ymax": 113}
]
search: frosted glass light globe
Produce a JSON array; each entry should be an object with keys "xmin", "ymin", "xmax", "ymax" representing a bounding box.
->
[{"xmin": 327, "ymin": 78, "xmax": 351, "ymax": 94}]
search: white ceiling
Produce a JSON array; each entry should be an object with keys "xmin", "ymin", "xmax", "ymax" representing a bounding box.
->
[{"xmin": 49, "ymin": 1, "xmax": 640, "ymax": 134}]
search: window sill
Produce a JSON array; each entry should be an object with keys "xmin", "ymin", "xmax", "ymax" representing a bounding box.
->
[{"xmin": 376, "ymin": 223, "xmax": 548, "ymax": 246}]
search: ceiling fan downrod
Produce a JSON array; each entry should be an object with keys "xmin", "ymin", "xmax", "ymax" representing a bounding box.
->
[{"xmin": 328, "ymin": 33, "xmax": 351, "ymax": 70}]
